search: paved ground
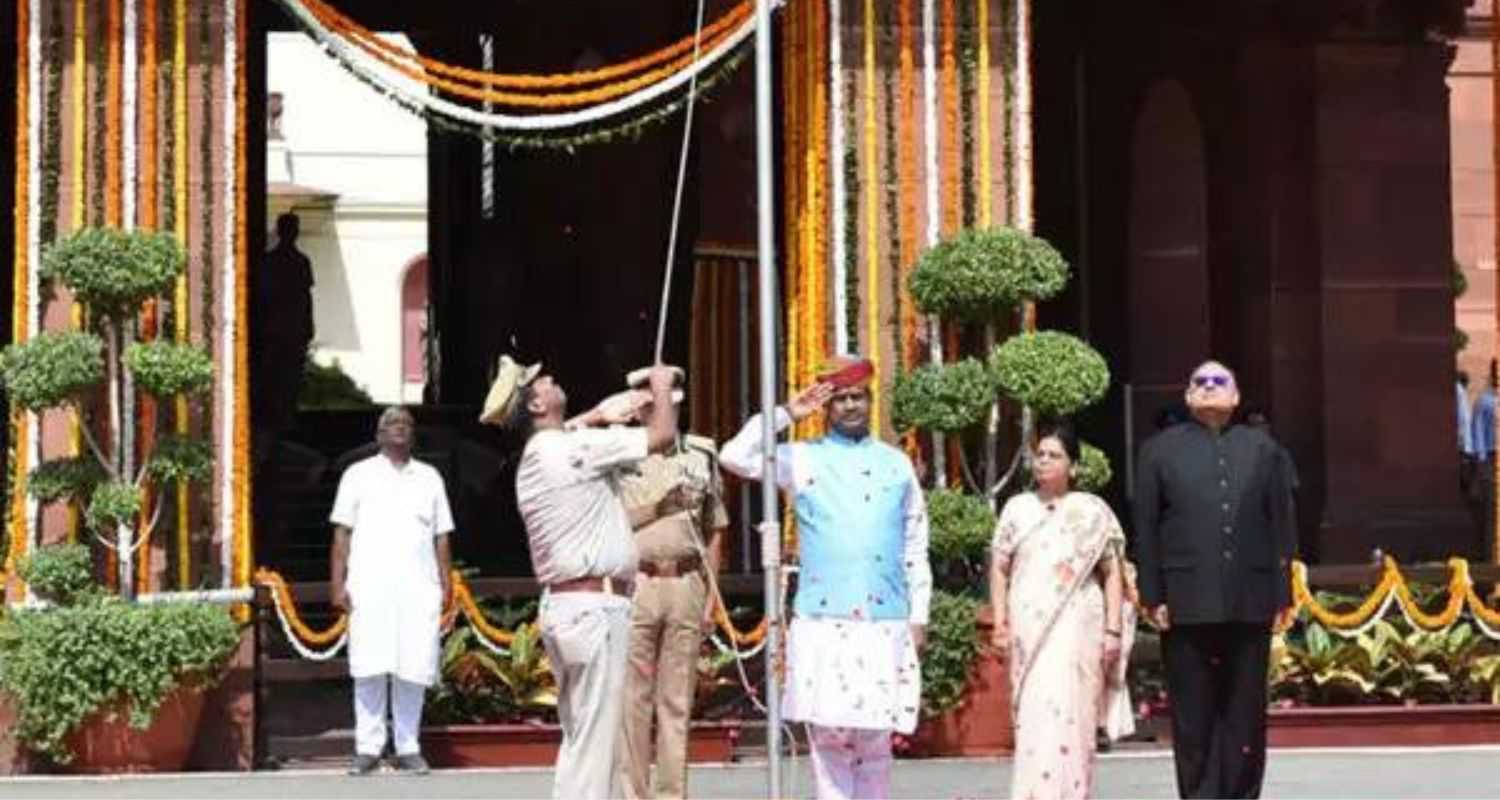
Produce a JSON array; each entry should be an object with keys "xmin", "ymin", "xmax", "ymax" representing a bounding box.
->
[{"xmin": 3, "ymin": 745, "xmax": 1498, "ymax": 798}]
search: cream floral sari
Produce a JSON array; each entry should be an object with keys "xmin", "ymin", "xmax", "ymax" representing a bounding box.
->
[{"xmin": 993, "ymin": 491, "xmax": 1134, "ymax": 800}]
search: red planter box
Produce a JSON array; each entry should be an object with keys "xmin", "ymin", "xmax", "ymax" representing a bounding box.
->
[
  {"xmin": 906, "ymin": 605, "xmax": 1015, "ymax": 758},
  {"xmin": 422, "ymin": 719, "xmax": 742, "ymax": 769},
  {"xmin": 1265, "ymin": 704, "xmax": 1500, "ymax": 748}
]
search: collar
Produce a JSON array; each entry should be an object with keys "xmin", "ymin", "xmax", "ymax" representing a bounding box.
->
[{"xmin": 824, "ymin": 428, "xmax": 871, "ymax": 447}]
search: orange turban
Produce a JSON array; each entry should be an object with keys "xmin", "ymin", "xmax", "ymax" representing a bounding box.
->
[{"xmin": 816, "ymin": 356, "xmax": 875, "ymax": 389}]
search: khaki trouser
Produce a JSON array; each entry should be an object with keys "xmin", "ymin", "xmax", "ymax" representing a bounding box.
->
[
  {"xmin": 540, "ymin": 590, "xmax": 633, "ymax": 800},
  {"xmin": 618, "ymin": 572, "xmax": 708, "ymax": 800}
]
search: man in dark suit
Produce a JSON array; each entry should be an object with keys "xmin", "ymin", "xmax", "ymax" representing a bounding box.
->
[{"xmin": 1133, "ymin": 361, "xmax": 1297, "ymax": 799}]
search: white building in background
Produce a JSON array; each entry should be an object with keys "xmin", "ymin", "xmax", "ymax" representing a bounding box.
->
[{"xmin": 266, "ymin": 32, "xmax": 428, "ymax": 405}]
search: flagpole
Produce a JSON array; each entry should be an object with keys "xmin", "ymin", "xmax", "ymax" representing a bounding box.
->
[{"xmin": 753, "ymin": 0, "xmax": 784, "ymax": 794}]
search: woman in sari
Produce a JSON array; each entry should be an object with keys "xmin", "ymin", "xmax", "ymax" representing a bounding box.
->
[{"xmin": 990, "ymin": 421, "xmax": 1134, "ymax": 800}]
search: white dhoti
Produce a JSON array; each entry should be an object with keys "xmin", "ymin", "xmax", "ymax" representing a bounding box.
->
[
  {"xmin": 784, "ymin": 617, "xmax": 919, "ymax": 800},
  {"xmin": 354, "ymin": 675, "xmax": 428, "ymax": 757},
  {"xmin": 539, "ymin": 590, "xmax": 633, "ymax": 800}
]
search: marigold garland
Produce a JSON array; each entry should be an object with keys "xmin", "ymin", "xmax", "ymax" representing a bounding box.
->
[
  {"xmin": 303, "ymin": 0, "xmax": 742, "ymax": 111},
  {"xmin": 173, "ymin": 0, "xmax": 189, "ymax": 589},
  {"xmin": 1282, "ymin": 557, "xmax": 1500, "ymax": 638},
  {"xmin": 254, "ymin": 568, "xmax": 772, "ymax": 655},
  {"xmin": 305, "ymin": 0, "xmax": 749, "ymax": 91},
  {"xmin": 976, "ymin": 0, "xmax": 992, "ymax": 228},
  {"xmin": 233, "ymin": 0, "xmax": 252, "ymax": 616},
  {"xmin": 896, "ymin": 0, "xmax": 921, "ymax": 463},
  {"xmin": 105, "ymin": 0, "xmax": 121, "ymax": 226},
  {"xmin": 66, "ymin": 0, "xmax": 85, "ymax": 545},
  {"xmin": 7, "ymin": 0, "xmax": 32, "ymax": 596}
]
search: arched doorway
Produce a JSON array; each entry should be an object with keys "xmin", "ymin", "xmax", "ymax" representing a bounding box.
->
[
  {"xmin": 400, "ymin": 256, "xmax": 429, "ymax": 403},
  {"xmin": 1127, "ymin": 80, "xmax": 1210, "ymax": 437}
]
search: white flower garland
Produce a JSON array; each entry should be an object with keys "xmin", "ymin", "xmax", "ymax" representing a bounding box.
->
[
  {"xmin": 218, "ymin": 0, "xmax": 238, "ymax": 590},
  {"xmin": 274, "ymin": 0, "xmax": 761, "ymax": 133},
  {"xmin": 264, "ymin": 582, "xmax": 349, "ymax": 661},
  {"xmin": 24, "ymin": 0, "xmax": 43, "ymax": 572},
  {"xmin": 1013, "ymin": 0, "xmax": 1033, "ymax": 233},
  {"xmin": 122, "ymin": 0, "xmax": 137, "ymax": 231},
  {"xmin": 828, "ymin": 0, "xmax": 847, "ymax": 356}
]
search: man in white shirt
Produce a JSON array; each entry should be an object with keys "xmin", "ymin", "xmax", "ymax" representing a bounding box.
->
[
  {"xmin": 329, "ymin": 406, "xmax": 454, "ymax": 776},
  {"xmin": 481, "ymin": 356, "xmax": 679, "ymax": 800}
]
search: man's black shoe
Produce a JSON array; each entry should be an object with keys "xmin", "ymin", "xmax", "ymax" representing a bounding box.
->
[
  {"xmin": 394, "ymin": 753, "xmax": 430, "ymax": 775},
  {"xmin": 348, "ymin": 754, "xmax": 381, "ymax": 776}
]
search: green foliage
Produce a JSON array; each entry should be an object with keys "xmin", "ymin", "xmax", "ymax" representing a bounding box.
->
[
  {"xmin": 124, "ymin": 341, "xmax": 214, "ymax": 397},
  {"xmin": 16, "ymin": 544, "xmax": 94, "ymax": 605},
  {"xmin": 1074, "ymin": 442, "xmax": 1113, "ymax": 494},
  {"xmin": 1457, "ymin": 327, "xmax": 1470, "ymax": 354},
  {"xmin": 0, "ymin": 597, "xmax": 240, "ymax": 763},
  {"xmin": 27, "ymin": 456, "xmax": 107, "ymax": 504},
  {"xmin": 926, "ymin": 489, "xmax": 996, "ymax": 579},
  {"xmin": 1454, "ymin": 260, "xmax": 1469, "ymax": 299},
  {"xmin": 909, "ymin": 227, "xmax": 1069, "ymax": 322},
  {"xmin": 298, "ymin": 357, "xmax": 374, "ymax": 410},
  {"xmin": 0, "ymin": 331, "xmax": 105, "ymax": 411},
  {"xmin": 41, "ymin": 228, "xmax": 184, "ymax": 319},
  {"xmin": 85, "ymin": 481, "xmax": 142, "ymax": 535},
  {"xmin": 990, "ymin": 331, "xmax": 1110, "ymax": 417},
  {"xmin": 1271, "ymin": 610, "xmax": 1500, "ymax": 707},
  {"xmin": 890, "ymin": 359, "xmax": 995, "ymax": 434},
  {"xmin": 920, "ymin": 590, "xmax": 983, "ymax": 719},
  {"xmin": 425, "ymin": 624, "xmax": 558, "ymax": 725},
  {"xmin": 144, "ymin": 436, "xmax": 214, "ymax": 484}
]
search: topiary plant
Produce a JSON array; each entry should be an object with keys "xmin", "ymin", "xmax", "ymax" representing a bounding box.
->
[
  {"xmin": 0, "ymin": 227, "xmax": 214, "ymax": 598},
  {"xmin": 891, "ymin": 358, "xmax": 995, "ymax": 434},
  {"xmin": 902, "ymin": 225, "xmax": 1118, "ymax": 725},
  {"xmin": 906, "ymin": 225, "xmax": 1114, "ymax": 494}
]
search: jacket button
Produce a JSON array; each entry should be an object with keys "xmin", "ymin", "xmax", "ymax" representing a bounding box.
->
[{"xmin": 1223, "ymin": 549, "xmax": 1234, "ymax": 561}]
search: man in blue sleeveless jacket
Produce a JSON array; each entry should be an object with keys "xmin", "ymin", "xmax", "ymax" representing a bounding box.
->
[{"xmin": 721, "ymin": 356, "xmax": 931, "ymax": 800}]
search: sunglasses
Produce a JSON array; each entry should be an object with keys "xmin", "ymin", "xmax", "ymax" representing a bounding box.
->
[{"xmin": 1191, "ymin": 373, "xmax": 1233, "ymax": 389}]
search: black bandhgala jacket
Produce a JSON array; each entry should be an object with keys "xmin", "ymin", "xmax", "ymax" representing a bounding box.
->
[{"xmin": 1132, "ymin": 421, "xmax": 1298, "ymax": 625}]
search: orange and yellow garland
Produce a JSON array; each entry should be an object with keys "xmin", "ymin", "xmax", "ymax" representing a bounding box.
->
[
  {"xmin": 256, "ymin": 568, "xmax": 771, "ymax": 653},
  {"xmin": 7, "ymin": 0, "xmax": 32, "ymax": 600},
  {"xmin": 302, "ymin": 0, "xmax": 747, "ymax": 110}
]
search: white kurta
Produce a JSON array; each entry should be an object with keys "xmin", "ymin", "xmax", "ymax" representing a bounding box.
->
[{"xmin": 331, "ymin": 454, "xmax": 455, "ymax": 686}]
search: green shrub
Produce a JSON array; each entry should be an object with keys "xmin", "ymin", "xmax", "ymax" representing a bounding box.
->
[
  {"xmin": 1074, "ymin": 442, "xmax": 1112, "ymax": 494},
  {"xmin": 41, "ymin": 228, "xmax": 183, "ymax": 320},
  {"xmin": 85, "ymin": 481, "xmax": 143, "ymax": 534},
  {"xmin": 16, "ymin": 544, "xmax": 94, "ymax": 605},
  {"xmin": 0, "ymin": 598, "xmax": 240, "ymax": 763},
  {"xmin": 299, "ymin": 357, "xmax": 374, "ymax": 410},
  {"xmin": 144, "ymin": 436, "xmax": 214, "ymax": 484},
  {"xmin": 920, "ymin": 590, "xmax": 983, "ymax": 719},
  {"xmin": 990, "ymin": 331, "xmax": 1109, "ymax": 417},
  {"xmin": 124, "ymin": 341, "xmax": 215, "ymax": 397},
  {"xmin": 27, "ymin": 457, "xmax": 107, "ymax": 504},
  {"xmin": 927, "ymin": 489, "xmax": 995, "ymax": 575},
  {"xmin": 0, "ymin": 332, "xmax": 105, "ymax": 411},
  {"xmin": 891, "ymin": 359, "xmax": 994, "ymax": 434},
  {"xmin": 909, "ymin": 227, "xmax": 1069, "ymax": 322}
]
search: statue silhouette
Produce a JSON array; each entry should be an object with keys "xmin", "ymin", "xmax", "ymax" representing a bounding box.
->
[{"xmin": 252, "ymin": 212, "xmax": 315, "ymax": 434}]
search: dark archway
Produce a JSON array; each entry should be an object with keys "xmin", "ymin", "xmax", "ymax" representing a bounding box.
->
[{"xmin": 1127, "ymin": 80, "xmax": 1211, "ymax": 439}]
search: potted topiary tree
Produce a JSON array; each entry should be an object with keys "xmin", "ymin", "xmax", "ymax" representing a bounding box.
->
[
  {"xmin": 1, "ymin": 227, "xmax": 214, "ymax": 598},
  {"xmin": 0, "ymin": 543, "xmax": 240, "ymax": 772},
  {"xmin": 893, "ymin": 226, "xmax": 1113, "ymax": 756}
]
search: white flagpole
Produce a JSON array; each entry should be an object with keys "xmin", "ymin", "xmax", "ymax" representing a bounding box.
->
[{"xmin": 753, "ymin": 0, "xmax": 783, "ymax": 795}]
